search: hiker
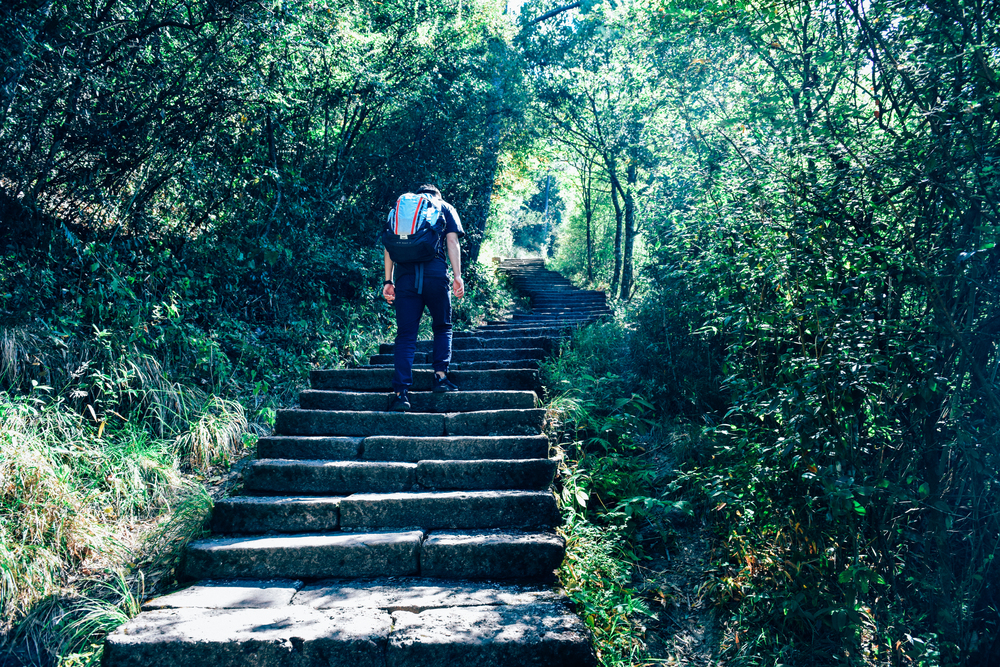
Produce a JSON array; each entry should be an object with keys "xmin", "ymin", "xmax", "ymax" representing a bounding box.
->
[{"xmin": 382, "ymin": 184, "xmax": 465, "ymax": 411}]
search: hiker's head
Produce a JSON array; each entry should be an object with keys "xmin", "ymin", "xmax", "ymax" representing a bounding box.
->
[{"xmin": 415, "ymin": 184, "xmax": 442, "ymax": 199}]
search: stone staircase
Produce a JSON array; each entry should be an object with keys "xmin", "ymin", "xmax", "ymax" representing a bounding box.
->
[{"xmin": 103, "ymin": 258, "xmax": 609, "ymax": 667}]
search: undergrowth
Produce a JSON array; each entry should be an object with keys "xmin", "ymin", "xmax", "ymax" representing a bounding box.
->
[{"xmin": 543, "ymin": 319, "xmax": 693, "ymax": 666}]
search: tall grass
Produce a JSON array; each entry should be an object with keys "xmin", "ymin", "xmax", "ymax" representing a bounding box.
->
[{"xmin": 0, "ymin": 392, "xmax": 227, "ymax": 666}]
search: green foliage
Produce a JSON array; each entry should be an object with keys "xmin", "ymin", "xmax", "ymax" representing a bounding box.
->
[
  {"xmin": 543, "ymin": 322, "xmax": 694, "ymax": 664},
  {"xmin": 525, "ymin": 0, "xmax": 1000, "ymax": 661},
  {"xmin": 559, "ymin": 517, "xmax": 652, "ymax": 666}
]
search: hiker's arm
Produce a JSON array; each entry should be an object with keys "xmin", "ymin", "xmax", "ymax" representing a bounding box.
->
[
  {"xmin": 382, "ymin": 249, "xmax": 395, "ymax": 303},
  {"xmin": 447, "ymin": 232, "xmax": 464, "ymax": 298}
]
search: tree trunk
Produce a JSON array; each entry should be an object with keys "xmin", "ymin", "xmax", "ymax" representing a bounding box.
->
[
  {"xmin": 582, "ymin": 161, "xmax": 593, "ymax": 283},
  {"xmin": 620, "ymin": 160, "xmax": 637, "ymax": 301},
  {"xmin": 608, "ymin": 163, "xmax": 623, "ymax": 299}
]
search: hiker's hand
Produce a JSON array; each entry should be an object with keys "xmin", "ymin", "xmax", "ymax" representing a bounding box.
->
[
  {"xmin": 383, "ymin": 283, "xmax": 395, "ymax": 304},
  {"xmin": 453, "ymin": 277, "xmax": 465, "ymax": 298}
]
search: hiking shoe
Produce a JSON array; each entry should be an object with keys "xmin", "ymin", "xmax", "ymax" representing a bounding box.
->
[
  {"xmin": 433, "ymin": 374, "xmax": 459, "ymax": 393},
  {"xmin": 387, "ymin": 392, "xmax": 411, "ymax": 412}
]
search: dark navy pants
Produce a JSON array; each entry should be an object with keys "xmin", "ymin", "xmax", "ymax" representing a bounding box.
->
[{"xmin": 392, "ymin": 272, "xmax": 452, "ymax": 393}]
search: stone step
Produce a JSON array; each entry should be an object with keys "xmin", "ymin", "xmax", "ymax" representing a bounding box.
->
[
  {"xmin": 183, "ymin": 529, "xmax": 564, "ymax": 581},
  {"xmin": 378, "ymin": 336, "xmax": 559, "ymax": 354},
  {"xmin": 244, "ymin": 458, "xmax": 556, "ymax": 494},
  {"xmin": 341, "ymin": 490, "xmax": 559, "ymax": 529},
  {"xmin": 140, "ymin": 578, "xmax": 557, "ymax": 613},
  {"xmin": 310, "ymin": 368, "xmax": 537, "ymax": 392},
  {"xmin": 529, "ymin": 305, "xmax": 610, "ymax": 313},
  {"xmin": 362, "ymin": 435, "xmax": 549, "ymax": 462},
  {"xmin": 361, "ymin": 359, "xmax": 541, "ymax": 371},
  {"xmin": 292, "ymin": 577, "xmax": 564, "ymax": 612},
  {"xmin": 299, "ymin": 390, "xmax": 537, "ymax": 413},
  {"xmin": 531, "ymin": 292, "xmax": 608, "ymax": 307},
  {"xmin": 212, "ymin": 496, "xmax": 342, "ymax": 534},
  {"xmin": 213, "ymin": 491, "xmax": 559, "ymax": 533},
  {"xmin": 274, "ymin": 408, "xmax": 545, "ymax": 437},
  {"xmin": 492, "ymin": 316, "xmax": 599, "ymax": 325},
  {"xmin": 388, "ymin": 603, "xmax": 595, "ymax": 665},
  {"xmin": 367, "ymin": 347, "xmax": 546, "ymax": 365},
  {"xmin": 508, "ymin": 281, "xmax": 574, "ymax": 289},
  {"xmin": 255, "ymin": 434, "xmax": 548, "ymax": 462},
  {"xmin": 106, "ymin": 584, "xmax": 595, "ymax": 666},
  {"xmin": 452, "ymin": 328, "xmax": 570, "ymax": 339},
  {"xmin": 475, "ymin": 324, "xmax": 583, "ymax": 332}
]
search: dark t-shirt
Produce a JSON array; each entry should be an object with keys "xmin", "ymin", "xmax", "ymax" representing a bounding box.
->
[{"xmin": 393, "ymin": 198, "xmax": 464, "ymax": 279}]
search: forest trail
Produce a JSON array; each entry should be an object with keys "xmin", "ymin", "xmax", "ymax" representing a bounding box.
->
[{"xmin": 102, "ymin": 259, "xmax": 610, "ymax": 666}]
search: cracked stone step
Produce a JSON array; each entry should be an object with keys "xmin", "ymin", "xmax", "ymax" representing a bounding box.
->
[
  {"xmin": 142, "ymin": 578, "xmax": 561, "ymax": 613},
  {"xmin": 293, "ymin": 578, "xmax": 564, "ymax": 612},
  {"xmin": 299, "ymin": 390, "xmax": 537, "ymax": 413},
  {"xmin": 244, "ymin": 458, "xmax": 555, "ymax": 494},
  {"xmin": 389, "ymin": 603, "xmax": 596, "ymax": 666},
  {"xmin": 254, "ymin": 434, "xmax": 548, "ymax": 462},
  {"xmin": 103, "ymin": 606, "xmax": 391, "ymax": 667},
  {"xmin": 105, "ymin": 595, "xmax": 595, "ymax": 667},
  {"xmin": 183, "ymin": 531, "xmax": 424, "ymax": 580},
  {"xmin": 274, "ymin": 408, "xmax": 545, "ymax": 437},
  {"xmin": 215, "ymin": 490, "xmax": 558, "ymax": 534},
  {"xmin": 142, "ymin": 579, "xmax": 304, "ymax": 611},
  {"xmin": 310, "ymin": 368, "xmax": 538, "ymax": 392}
]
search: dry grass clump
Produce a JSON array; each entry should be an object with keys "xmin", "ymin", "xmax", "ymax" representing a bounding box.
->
[{"xmin": 0, "ymin": 389, "xmax": 238, "ymax": 666}]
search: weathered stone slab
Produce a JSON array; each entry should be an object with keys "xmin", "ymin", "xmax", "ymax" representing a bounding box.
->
[
  {"xmin": 416, "ymin": 459, "xmax": 557, "ymax": 491},
  {"xmin": 388, "ymin": 604, "xmax": 596, "ymax": 667},
  {"xmin": 369, "ymin": 348, "xmax": 546, "ymax": 366},
  {"xmin": 379, "ymin": 337, "xmax": 558, "ymax": 355},
  {"xmin": 445, "ymin": 409, "xmax": 545, "ymax": 436},
  {"xmin": 444, "ymin": 360, "xmax": 541, "ymax": 371},
  {"xmin": 293, "ymin": 579, "xmax": 563, "ymax": 612},
  {"xmin": 275, "ymin": 409, "xmax": 446, "ymax": 437},
  {"xmin": 299, "ymin": 390, "xmax": 536, "ymax": 413},
  {"xmin": 255, "ymin": 436, "xmax": 363, "ymax": 460},
  {"xmin": 452, "ymin": 329, "xmax": 568, "ymax": 340},
  {"xmin": 339, "ymin": 491, "xmax": 560, "ymax": 529},
  {"xmin": 142, "ymin": 579, "xmax": 303, "ymax": 611},
  {"xmin": 183, "ymin": 531, "xmax": 423, "ymax": 580},
  {"xmin": 364, "ymin": 361, "xmax": 541, "ymax": 371},
  {"xmin": 103, "ymin": 607, "xmax": 390, "ymax": 667},
  {"xmin": 244, "ymin": 460, "xmax": 416, "ymax": 494},
  {"xmin": 361, "ymin": 435, "xmax": 548, "ymax": 462},
  {"xmin": 211, "ymin": 496, "xmax": 341, "ymax": 534},
  {"xmin": 420, "ymin": 531, "xmax": 565, "ymax": 580},
  {"xmin": 310, "ymin": 369, "xmax": 539, "ymax": 392}
]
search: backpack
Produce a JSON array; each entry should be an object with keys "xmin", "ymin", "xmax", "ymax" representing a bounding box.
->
[{"xmin": 382, "ymin": 193, "xmax": 446, "ymax": 293}]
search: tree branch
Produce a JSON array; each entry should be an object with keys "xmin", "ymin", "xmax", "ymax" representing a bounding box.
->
[{"xmin": 524, "ymin": 2, "xmax": 580, "ymax": 28}]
